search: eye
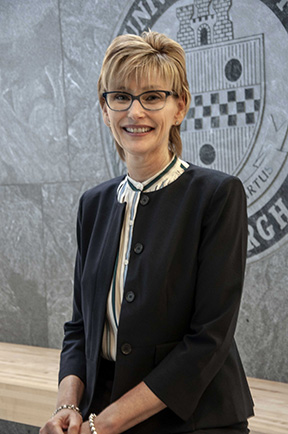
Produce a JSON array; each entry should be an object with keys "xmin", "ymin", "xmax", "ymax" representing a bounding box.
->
[
  {"xmin": 143, "ymin": 92, "xmax": 163, "ymax": 102},
  {"xmin": 112, "ymin": 92, "xmax": 131, "ymax": 102}
]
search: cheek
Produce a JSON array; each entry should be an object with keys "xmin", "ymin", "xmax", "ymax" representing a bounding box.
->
[
  {"xmin": 109, "ymin": 118, "xmax": 124, "ymax": 142},
  {"xmin": 161, "ymin": 115, "xmax": 175, "ymax": 132},
  {"xmin": 108, "ymin": 115, "xmax": 120, "ymax": 131}
]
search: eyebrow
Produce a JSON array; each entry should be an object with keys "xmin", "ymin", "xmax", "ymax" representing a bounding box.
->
[{"xmin": 111, "ymin": 85, "xmax": 165, "ymax": 92}]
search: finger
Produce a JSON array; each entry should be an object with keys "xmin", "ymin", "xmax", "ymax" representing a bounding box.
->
[
  {"xmin": 67, "ymin": 421, "xmax": 81, "ymax": 434},
  {"xmin": 39, "ymin": 418, "xmax": 66, "ymax": 434}
]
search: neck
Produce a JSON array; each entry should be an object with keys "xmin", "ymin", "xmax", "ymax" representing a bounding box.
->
[{"xmin": 125, "ymin": 150, "xmax": 173, "ymax": 182}]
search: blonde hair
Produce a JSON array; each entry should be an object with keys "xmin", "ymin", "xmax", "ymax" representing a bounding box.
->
[{"xmin": 98, "ymin": 31, "xmax": 191, "ymax": 160}]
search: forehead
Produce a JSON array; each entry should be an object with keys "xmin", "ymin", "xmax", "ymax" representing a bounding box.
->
[{"xmin": 109, "ymin": 72, "xmax": 172, "ymax": 92}]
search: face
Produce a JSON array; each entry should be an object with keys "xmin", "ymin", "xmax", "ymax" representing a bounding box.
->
[{"xmin": 102, "ymin": 75, "xmax": 185, "ymax": 164}]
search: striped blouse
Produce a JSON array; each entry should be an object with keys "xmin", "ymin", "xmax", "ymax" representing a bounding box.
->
[{"xmin": 101, "ymin": 155, "xmax": 189, "ymax": 361}]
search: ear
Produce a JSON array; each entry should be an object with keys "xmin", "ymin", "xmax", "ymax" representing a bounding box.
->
[
  {"xmin": 175, "ymin": 94, "xmax": 186, "ymax": 124},
  {"xmin": 102, "ymin": 103, "xmax": 111, "ymax": 127}
]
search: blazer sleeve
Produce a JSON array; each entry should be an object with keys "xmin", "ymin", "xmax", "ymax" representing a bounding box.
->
[
  {"xmin": 144, "ymin": 175, "xmax": 248, "ymax": 421},
  {"xmin": 58, "ymin": 196, "xmax": 87, "ymax": 385}
]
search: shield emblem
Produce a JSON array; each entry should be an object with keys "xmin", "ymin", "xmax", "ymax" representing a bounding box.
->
[{"xmin": 179, "ymin": 3, "xmax": 265, "ymax": 176}]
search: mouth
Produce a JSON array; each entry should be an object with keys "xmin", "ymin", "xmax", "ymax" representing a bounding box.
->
[{"xmin": 123, "ymin": 126, "xmax": 153, "ymax": 134}]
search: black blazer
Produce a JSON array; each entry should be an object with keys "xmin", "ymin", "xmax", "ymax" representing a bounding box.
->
[{"xmin": 59, "ymin": 164, "xmax": 254, "ymax": 433}]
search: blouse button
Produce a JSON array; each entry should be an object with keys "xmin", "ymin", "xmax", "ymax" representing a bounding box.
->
[
  {"xmin": 134, "ymin": 243, "xmax": 144, "ymax": 254},
  {"xmin": 140, "ymin": 195, "xmax": 150, "ymax": 206}
]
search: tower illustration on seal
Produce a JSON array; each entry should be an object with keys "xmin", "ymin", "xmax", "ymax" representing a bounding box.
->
[{"xmin": 178, "ymin": 0, "xmax": 265, "ymax": 175}]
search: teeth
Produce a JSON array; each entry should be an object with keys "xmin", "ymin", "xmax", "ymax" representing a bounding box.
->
[{"xmin": 126, "ymin": 127, "xmax": 151, "ymax": 133}]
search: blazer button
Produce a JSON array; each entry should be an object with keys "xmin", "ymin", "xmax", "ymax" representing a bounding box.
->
[
  {"xmin": 140, "ymin": 195, "xmax": 149, "ymax": 206},
  {"xmin": 121, "ymin": 343, "xmax": 132, "ymax": 355},
  {"xmin": 134, "ymin": 243, "xmax": 144, "ymax": 254},
  {"xmin": 125, "ymin": 291, "xmax": 135, "ymax": 302}
]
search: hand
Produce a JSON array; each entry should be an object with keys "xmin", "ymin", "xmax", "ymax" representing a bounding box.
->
[
  {"xmin": 79, "ymin": 420, "xmax": 91, "ymax": 434},
  {"xmin": 40, "ymin": 410, "xmax": 82, "ymax": 434}
]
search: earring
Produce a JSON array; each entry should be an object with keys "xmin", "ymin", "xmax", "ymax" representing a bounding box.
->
[{"xmin": 175, "ymin": 121, "xmax": 179, "ymax": 125}]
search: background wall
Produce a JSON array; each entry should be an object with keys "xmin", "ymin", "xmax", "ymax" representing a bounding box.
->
[{"xmin": 0, "ymin": 0, "xmax": 287, "ymax": 383}]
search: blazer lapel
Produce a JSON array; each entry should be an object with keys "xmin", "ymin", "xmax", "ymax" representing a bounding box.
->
[{"xmin": 89, "ymin": 198, "xmax": 126, "ymax": 359}]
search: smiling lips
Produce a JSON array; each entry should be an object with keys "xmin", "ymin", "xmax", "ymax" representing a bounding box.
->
[{"xmin": 124, "ymin": 126, "xmax": 153, "ymax": 133}]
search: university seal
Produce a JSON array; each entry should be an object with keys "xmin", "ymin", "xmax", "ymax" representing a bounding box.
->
[{"xmin": 99, "ymin": 0, "xmax": 288, "ymax": 262}]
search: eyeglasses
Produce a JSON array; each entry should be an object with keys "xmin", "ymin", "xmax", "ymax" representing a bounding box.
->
[{"xmin": 102, "ymin": 90, "xmax": 178, "ymax": 112}]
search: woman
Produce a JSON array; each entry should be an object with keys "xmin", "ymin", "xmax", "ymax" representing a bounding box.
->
[{"xmin": 41, "ymin": 31, "xmax": 254, "ymax": 434}]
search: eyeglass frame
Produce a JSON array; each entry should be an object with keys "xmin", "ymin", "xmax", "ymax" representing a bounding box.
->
[{"xmin": 102, "ymin": 90, "xmax": 178, "ymax": 112}]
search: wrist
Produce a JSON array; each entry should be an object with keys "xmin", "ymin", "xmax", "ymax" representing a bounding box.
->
[
  {"xmin": 89, "ymin": 413, "xmax": 98, "ymax": 433},
  {"xmin": 52, "ymin": 404, "xmax": 82, "ymax": 419},
  {"xmin": 88, "ymin": 410, "xmax": 118, "ymax": 434}
]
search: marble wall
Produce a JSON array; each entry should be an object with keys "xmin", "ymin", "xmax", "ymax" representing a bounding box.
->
[
  {"xmin": 0, "ymin": 0, "xmax": 287, "ymax": 385},
  {"xmin": 0, "ymin": 0, "xmax": 111, "ymax": 349}
]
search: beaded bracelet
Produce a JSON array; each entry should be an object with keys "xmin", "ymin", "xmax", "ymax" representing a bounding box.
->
[
  {"xmin": 52, "ymin": 404, "xmax": 82, "ymax": 418},
  {"xmin": 89, "ymin": 413, "xmax": 98, "ymax": 434}
]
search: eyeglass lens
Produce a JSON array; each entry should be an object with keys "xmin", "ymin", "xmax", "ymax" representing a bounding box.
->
[{"xmin": 106, "ymin": 91, "xmax": 169, "ymax": 111}]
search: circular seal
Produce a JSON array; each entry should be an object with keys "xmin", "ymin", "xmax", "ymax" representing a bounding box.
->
[{"xmin": 99, "ymin": 0, "xmax": 288, "ymax": 263}]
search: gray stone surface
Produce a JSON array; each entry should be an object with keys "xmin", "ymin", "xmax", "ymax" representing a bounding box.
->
[
  {"xmin": 0, "ymin": 0, "xmax": 287, "ymax": 389},
  {"xmin": 0, "ymin": 0, "xmax": 111, "ymax": 348},
  {"xmin": 59, "ymin": 0, "xmax": 116, "ymax": 181},
  {"xmin": 42, "ymin": 181, "xmax": 94, "ymax": 347},
  {"xmin": 236, "ymin": 243, "xmax": 288, "ymax": 383},
  {"xmin": 42, "ymin": 182, "xmax": 82, "ymax": 281},
  {"xmin": 0, "ymin": 185, "xmax": 47, "ymax": 346},
  {"xmin": 0, "ymin": 420, "xmax": 39, "ymax": 434},
  {"xmin": 0, "ymin": 0, "xmax": 69, "ymax": 185},
  {"xmin": 47, "ymin": 278, "xmax": 73, "ymax": 348}
]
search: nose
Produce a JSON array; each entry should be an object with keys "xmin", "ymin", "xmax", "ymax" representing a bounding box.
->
[{"xmin": 127, "ymin": 98, "xmax": 145, "ymax": 118}]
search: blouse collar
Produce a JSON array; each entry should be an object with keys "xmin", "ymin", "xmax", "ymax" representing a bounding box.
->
[{"xmin": 117, "ymin": 155, "xmax": 189, "ymax": 202}]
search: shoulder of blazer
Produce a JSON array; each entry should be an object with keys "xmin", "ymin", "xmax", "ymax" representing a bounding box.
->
[
  {"xmin": 179, "ymin": 163, "xmax": 245, "ymax": 200},
  {"xmin": 80, "ymin": 175, "xmax": 125, "ymax": 209},
  {"xmin": 185, "ymin": 163, "xmax": 239, "ymax": 184}
]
